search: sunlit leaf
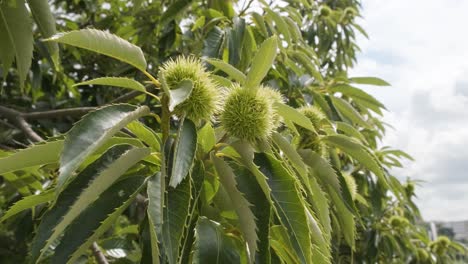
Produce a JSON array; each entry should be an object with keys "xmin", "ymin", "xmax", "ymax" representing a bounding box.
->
[
  {"xmin": 74, "ymin": 77, "xmax": 147, "ymax": 93},
  {"xmin": 349, "ymin": 76, "xmax": 390, "ymax": 86},
  {"xmin": 245, "ymin": 35, "xmax": 278, "ymax": 90},
  {"xmin": 322, "ymin": 135, "xmax": 388, "ymax": 188},
  {"xmin": 255, "ymin": 153, "xmax": 312, "ymax": 263},
  {"xmin": 31, "ymin": 145, "xmax": 149, "ymax": 262},
  {"xmin": 163, "ymin": 176, "xmax": 191, "ymax": 264},
  {"xmin": 52, "ymin": 176, "xmax": 147, "ymax": 264},
  {"xmin": 206, "ymin": 58, "xmax": 246, "ymax": 84},
  {"xmin": 0, "ymin": 0, "xmax": 33, "ymax": 84},
  {"xmin": 168, "ymin": 80, "xmax": 193, "ymax": 112},
  {"xmin": 193, "ymin": 217, "xmax": 247, "ymax": 264},
  {"xmin": 274, "ymin": 102, "xmax": 315, "ymax": 132},
  {"xmin": 27, "ymin": 0, "xmax": 59, "ymax": 68},
  {"xmin": 0, "ymin": 190, "xmax": 53, "ymax": 222},
  {"xmin": 0, "ymin": 140, "xmax": 62, "ymax": 175},
  {"xmin": 58, "ymin": 104, "xmax": 149, "ymax": 193},
  {"xmin": 331, "ymin": 97, "xmax": 371, "ymax": 129},
  {"xmin": 169, "ymin": 118, "xmax": 197, "ymax": 188},
  {"xmin": 212, "ymin": 154, "xmax": 257, "ymax": 263},
  {"xmin": 46, "ymin": 29, "xmax": 147, "ymax": 71}
]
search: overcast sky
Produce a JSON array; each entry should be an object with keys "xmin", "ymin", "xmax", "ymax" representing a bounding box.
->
[{"xmin": 351, "ymin": 0, "xmax": 468, "ymax": 221}]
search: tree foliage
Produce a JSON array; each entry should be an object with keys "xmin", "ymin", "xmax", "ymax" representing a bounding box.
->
[{"xmin": 0, "ymin": 0, "xmax": 465, "ymax": 263}]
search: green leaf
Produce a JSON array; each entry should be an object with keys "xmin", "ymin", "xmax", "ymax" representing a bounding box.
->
[
  {"xmin": 0, "ymin": 137, "xmax": 147, "ymax": 176},
  {"xmin": 243, "ymin": 29, "xmax": 258, "ymax": 70},
  {"xmin": 349, "ymin": 76, "xmax": 390, "ymax": 86},
  {"xmin": 245, "ymin": 35, "xmax": 278, "ymax": 90},
  {"xmin": 26, "ymin": 0, "xmax": 59, "ymax": 68},
  {"xmin": 308, "ymin": 176, "xmax": 331, "ymax": 242},
  {"xmin": 298, "ymin": 149, "xmax": 341, "ymax": 205},
  {"xmin": 231, "ymin": 162, "xmax": 271, "ymax": 263},
  {"xmin": 0, "ymin": 140, "xmax": 62, "ymax": 175},
  {"xmin": 227, "ymin": 17, "xmax": 245, "ymax": 66},
  {"xmin": 206, "ymin": 58, "xmax": 246, "ymax": 84},
  {"xmin": 52, "ymin": 176, "xmax": 147, "ymax": 264},
  {"xmin": 210, "ymin": 75, "xmax": 232, "ymax": 88},
  {"xmin": 0, "ymin": 189, "xmax": 53, "ymax": 222},
  {"xmin": 74, "ymin": 77, "xmax": 146, "ymax": 92},
  {"xmin": 58, "ymin": 104, "xmax": 149, "ymax": 193},
  {"xmin": 288, "ymin": 50, "xmax": 323, "ymax": 83},
  {"xmin": 255, "ymin": 153, "xmax": 312, "ymax": 264},
  {"xmin": 193, "ymin": 217, "xmax": 247, "ymax": 264},
  {"xmin": 283, "ymin": 17, "xmax": 302, "ymax": 43},
  {"xmin": 329, "ymin": 189, "xmax": 355, "ymax": 249},
  {"xmin": 0, "ymin": 0, "xmax": 33, "ymax": 84},
  {"xmin": 147, "ymin": 173, "xmax": 163, "ymax": 236},
  {"xmin": 230, "ymin": 141, "xmax": 271, "ymax": 197},
  {"xmin": 251, "ymin": 12, "xmax": 268, "ymax": 37},
  {"xmin": 160, "ymin": 0, "xmax": 193, "ymax": 25},
  {"xmin": 331, "ymin": 97, "xmax": 371, "ymax": 129},
  {"xmin": 307, "ymin": 179, "xmax": 331, "ymax": 239},
  {"xmin": 270, "ymin": 225, "xmax": 301, "ymax": 263},
  {"xmin": 46, "ymin": 29, "xmax": 147, "ymax": 71},
  {"xmin": 146, "ymin": 173, "xmax": 163, "ymax": 264},
  {"xmin": 168, "ymin": 80, "xmax": 193, "ymax": 112},
  {"xmin": 336, "ymin": 121, "xmax": 367, "ymax": 143},
  {"xmin": 202, "ymin": 26, "xmax": 224, "ymax": 59},
  {"xmin": 169, "ymin": 118, "xmax": 197, "ymax": 188},
  {"xmin": 146, "ymin": 216, "xmax": 162, "ymax": 264},
  {"xmin": 381, "ymin": 149, "xmax": 414, "ymax": 161},
  {"xmin": 192, "ymin": 16, "xmax": 206, "ymax": 31},
  {"xmin": 322, "ymin": 135, "xmax": 388, "ymax": 188},
  {"xmin": 304, "ymin": 208, "xmax": 330, "ymax": 264},
  {"xmin": 198, "ymin": 122, "xmax": 216, "ymax": 153},
  {"xmin": 274, "ymin": 102, "xmax": 315, "ymax": 132},
  {"xmin": 31, "ymin": 144, "xmax": 149, "ymax": 263},
  {"xmin": 126, "ymin": 121, "xmax": 161, "ymax": 151},
  {"xmin": 163, "ymin": 176, "xmax": 191, "ymax": 264},
  {"xmin": 329, "ymin": 84, "xmax": 386, "ymax": 111},
  {"xmin": 271, "ymin": 132, "xmax": 308, "ymax": 183},
  {"xmin": 265, "ymin": 9, "xmax": 290, "ymax": 44},
  {"xmin": 212, "ymin": 154, "xmax": 258, "ymax": 263},
  {"xmin": 352, "ymin": 23, "xmax": 369, "ymax": 39}
]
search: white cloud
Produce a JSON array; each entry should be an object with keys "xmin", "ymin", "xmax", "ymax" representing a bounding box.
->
[{"xmin": 352, "ymin": 0, "xmax": 468, "ymax": 221}]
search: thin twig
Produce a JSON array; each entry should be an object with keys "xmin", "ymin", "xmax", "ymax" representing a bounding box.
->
[
  {"xmin": 23, "ymin": 107, "xmax": 95, "ymax": 120},
  {"xmin": 0, "ymin": 106, "xmax": 43, "ymax": 142},
  {"xmin": 109, "ymin": 90, "xmax": 143, "ymax": 104},
  {"xmin": 91, "ymin": 242, "xmax": 109, "ymax": 264},
  {"xmin": 239, "ymin": 0, "xmax": 254, "ymax": 16}
]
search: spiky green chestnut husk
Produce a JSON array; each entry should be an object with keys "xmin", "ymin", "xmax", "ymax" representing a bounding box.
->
[
  {"xmin": 221, "ymin": 85, "xmax": 280, "ymax": 142},
  {"xmin": 417, "ymin": 248, "xmax": 429, "ymax": 261},
  {"xmin": 344, "ymin": 7, "xmax": 357, "ymax": 18},
  {"xmin": 430, "ymin": 239, "xmax": 448, "ymax": 256},
  {"xmin": 299, "ymin": 105, "xmax": 326, "ymax": 130},
  {"xmin": 404, "ymin": 182, "xmax": 415, "ymax": 197},
  {"xmin": 261, "ymin": 87, "xmax": 284, "ymax": 128},
  {"xmin": 436, "ymin": 236, "xmax": 451, "ymax": 247},
  {"xmin": 319, "ymin": 5, "xmax": 331, "ymax": 17},
  {"xmin": 296, "ymin": 105, "xmax": 328, "ymax": 156},
  {"xmin": 159, "ymin": 56, "xmax": 220, "ymax": 122},
  {"xmin": 389, "ymin": 215, "xmax": 409, "ymax": 229}
]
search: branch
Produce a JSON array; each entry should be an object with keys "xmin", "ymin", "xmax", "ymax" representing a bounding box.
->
[
  {"xmin": 0, "ymin": 106, "xmax": 44, "ymax": 142},
  {"xmin": 109, "ymin": 90, "xmax": 143, "ymax": 104},
  {"xmin": 0, "ymin": 90, "xmax": 146, "ymax": 142},
  {"xmin": 23, "ymin": 107, "xmax": 95, "ymax": 120},
  {"xmin": 239, "ymin": 0, "xmax": 254, "ymax": 16},
  {"xmin": 91, "ymin": 242, "xmax": 109, "ymax": 264}
]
